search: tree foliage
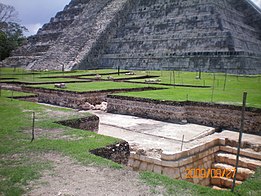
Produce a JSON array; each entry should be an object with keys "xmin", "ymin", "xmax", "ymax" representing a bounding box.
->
[{"xmin": 0, "ymin": 3, "xmax": 27, "ymax": 61}]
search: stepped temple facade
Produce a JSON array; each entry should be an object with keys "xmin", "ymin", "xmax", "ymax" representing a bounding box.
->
[{"xmin": 3, "ymin": 0, "xmax": 261, "ymax": 74}]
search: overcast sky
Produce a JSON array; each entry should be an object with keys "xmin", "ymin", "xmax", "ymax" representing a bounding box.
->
[{"xmin": 1, "ymin": 0, "xmax": 261, "ymax": 36}]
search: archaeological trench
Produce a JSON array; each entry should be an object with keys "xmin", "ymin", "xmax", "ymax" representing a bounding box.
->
[
  {"xmin": 1, "ymin": 0, "xmax": 261, "ymax": 191},
  {"xmin": 2, "ymin": 71, "xmax": 261, "ymax": 190}
]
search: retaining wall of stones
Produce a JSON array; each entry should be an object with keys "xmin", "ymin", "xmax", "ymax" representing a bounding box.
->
[
  {"xmin": 129, "ymin": 138, "xmax": 261, "ymax": 186},
  {"xmin": 128, "ymin": 138, "xmax": 224, "ymax": 186},
  {"xmin": 107, "ymin": 95, "xmax": 261, "ymax": 135}
]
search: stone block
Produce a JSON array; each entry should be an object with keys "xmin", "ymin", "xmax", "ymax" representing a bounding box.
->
[
  {"xmin": 153, "ymin": 165, "xmax": 162, "ymax": 174},
  {"xmin": 211, "ymin": 178, "xmax": 221, "ymax": 186},
  {"xmin": 178, "ymin": 157, "xmax": 193, "ymax": 167},
  {"xmin": 161, "ymin": 151, "xmax": 176, "ymax": 161},
  {"xmin": 153, "ymin": 158, "xmax": 163, "ymax": 166},
  {"xmin": 133, "ymin": 160, "xmax": 141, "ymax": 169},
  {"xmin": 147, "ymin": 164, "xmax": 154, "ymax": 172},
  {"xmin": 161, "ymin": 160, "xmax": 179, "ymax": 167},
  {"xmin": 219, "ymin": 138, "xmax": 226, "ymax": 146},
  {"xmin": 139, "ymin": 155, "xmax": 147, "ymax": 162},
  {"xmin": 163, "ymin": 167, "xmax": 174, "ymax": 177},
  {"xmin": 128, "ymin": 158, "xmax": 134, "ymax": 167},
  {"xmin": 139, "ymin": 162, "xmax": 148, "ymax": 171}
]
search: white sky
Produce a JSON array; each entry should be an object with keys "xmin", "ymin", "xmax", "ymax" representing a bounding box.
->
[{"xmin": 1, "ymin": 0, "xmax": 261, "ymax": 36}]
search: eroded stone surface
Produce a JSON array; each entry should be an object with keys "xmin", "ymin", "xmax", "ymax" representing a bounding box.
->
[{"xmin": 3, "ymin": 0, "xmax": 261, "ymax": 74}]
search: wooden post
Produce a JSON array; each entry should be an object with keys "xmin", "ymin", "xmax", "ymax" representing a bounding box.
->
[
  {"xmin": 31, "ymin": 112, "xmax": 35, "ymax": 143},
  {"xmin": 11, "ymin": 90, "xmax": 14, "ymax": 101},
  {"xmin": 181, "ymin": 135, "xmax": 185, "ymax": 151},
  {"xmin": 211, "ymin": 73, "xmax": 216, "ymax": 102},
  {"xmin": 62, "ymin": 64, "xmax": 65, "ymax": 76},
  {"xmin": 173, "ymin": 70, "xmax": 175, "ymax": 87},
  {"xmin": 169, "ymin": 71, "xmax": 172, "ymax": 84},
  {"xmin": 117, "ymin": 66, "xmax": 120, "ymax": 76},
  {"xmin": 0, "ymin": 67, "xmax": 1, "ymax": 97},
  {"xmin": 231, "ymin": 92, "xmax": 247, "ymax": 192},
  {"xmin": 223, "ymin": 72, "xmax": 228, "ymax": 91}
]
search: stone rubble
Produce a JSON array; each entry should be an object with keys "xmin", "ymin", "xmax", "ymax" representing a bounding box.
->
[{"xmin": 81, "ymin": 101, "xmax": 107, "ymax": 111}]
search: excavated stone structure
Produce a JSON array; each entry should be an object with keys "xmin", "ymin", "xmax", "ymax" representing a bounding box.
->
[{"xmin": 3, "ymin": 0, "xmax": 261, "ymax": 74}]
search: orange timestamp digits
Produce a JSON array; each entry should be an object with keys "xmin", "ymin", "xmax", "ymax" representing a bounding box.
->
[{"xmin": 185, "ymin": 168, "xmax": 236, "ymax": 179}]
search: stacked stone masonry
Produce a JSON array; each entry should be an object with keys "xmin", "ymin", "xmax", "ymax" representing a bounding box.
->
[
  {"xmin": 128, "ymin": 138, "xmax": 261, "ymax": 187},
  {"xmin": 3, "ymin": 0, "xmax": 261, "ymax": 74}
]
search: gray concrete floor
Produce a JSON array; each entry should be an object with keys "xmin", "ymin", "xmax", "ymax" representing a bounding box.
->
[{"xmin": 88, "ymin": 111, "xmax": 261, "ymax": 156}]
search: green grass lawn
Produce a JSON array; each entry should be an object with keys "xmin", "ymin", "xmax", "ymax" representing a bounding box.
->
[
  {"xmin": 1, "ymin": 90, "xmax": 35, "ymax": 97},
  {"xmin": 31, "ymin": 81, "xmax": 148, "ymax": 92},
  {"xmin": 79, "ymin": 72, "xmax": 147, "ymax": 79},
  {"xmin": 117, "ymin": 71, "xmax": 261, "ymax": 108},
  {"xmin": 0, "ymin": 90, "xmax": 120, "ymax": 195},
  {"xmin": 140, "ymin": 169, "xmax": 261, "ymax": 196},
  {"xmin": 1, "ymin": 68, "xmax": 260, "ymax": 107}
]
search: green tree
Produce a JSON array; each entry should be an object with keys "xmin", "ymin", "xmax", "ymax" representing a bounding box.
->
[{"xmin": 0, "ymin": 3, "xmax": 27, "ymax": 61}]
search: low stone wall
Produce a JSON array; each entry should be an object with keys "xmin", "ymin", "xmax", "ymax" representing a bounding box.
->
[
  {"xmin": 22, "ymin": 86, "xmax": 161, "ymax": 109},
  {"xmin": 129, "ymin": 139, "xmax": 223, "ymax": 186},
  {"xmin": 128, "ymin": 138, "xmax": 261, "ymax": 186},
  {"xmin": 107, "ymin": 95, "xmax": 261, "ymax": 135},
  {"xmin": 56, "ymin": 115, "xmax": 99, "ymax": 132}
]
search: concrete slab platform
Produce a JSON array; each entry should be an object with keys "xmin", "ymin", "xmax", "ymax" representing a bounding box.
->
[
  {"xmin": 88, "ymin": 111, "xmax": 261, "ymax": 156},
  {"xmin": 93, "ymin": 111, "xmax": 214, "ymax": 142}
]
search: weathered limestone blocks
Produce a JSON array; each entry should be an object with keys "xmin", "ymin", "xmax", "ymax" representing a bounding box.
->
[
  {"xmin": 128, "ymin": 138, "xmax": 222, "ymax": 186},
  {"xmin": 3, "ymin": 0, "xmax": 261, "ymax": 73},
  {"xmin": 128, "ymin": 137, "xmax": 260, "ymax": 187},
  {"xmin": 99, "ymin": 0, "xmax": 261, "ymax": 74}
]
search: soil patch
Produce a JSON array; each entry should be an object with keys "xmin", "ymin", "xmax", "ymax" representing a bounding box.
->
[
  {"xmin": 56, "ymin": 115, "xmax": 99, "ymax": 132},
  {"xmin": 90, "ymin": 141, "xmax": 130, "ymax": 165},
  {"xmin": 22, "ymin": 128, "xmax": 84, "ymax": 141}
]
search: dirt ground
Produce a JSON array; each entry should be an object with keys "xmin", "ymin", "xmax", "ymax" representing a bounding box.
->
[{"xmin": 25, "ymin": 153, "xmax": 160, "ymax": 196}]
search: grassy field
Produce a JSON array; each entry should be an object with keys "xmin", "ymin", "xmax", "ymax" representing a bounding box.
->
[
  {"xmin": 0, "ymin": 90, "xmax": 120, "ymax": 195},
  {"xmin": 31, "ymin": 81, "xmax": 148, "ymax": 92},
  {"xmin": 1, "ymin": 68, "xmax": 260, "ymax": 107},
  {"xmin": 0, "ymin": 90, "xmax": 260, "ymax": 195},
  {"xmin": 117, "ymin": 71, "xmax": 261, "ymax": 108},
  {"xmin": 140, "ymin": 169, "xmax": 261, "ymax": 196}
]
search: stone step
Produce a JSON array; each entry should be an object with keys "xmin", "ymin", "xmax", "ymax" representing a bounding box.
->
[
  {"xmin": 212, "ymin": 163, "xmax": 255, "ymax": 181},
  {"xmin": 215, "ymin": 152, "xmax": 261, "ymax": 170},
  {"xmin": 212, "ymin": 185, "xmax": 229, "ymax": 191},
  {"xmin": 211, "ymin": 177, "xmax": 242, "ymax": 189},
  {"xmin": 219, "ymin": 145, "xmax": 261, "ymax": 161}
]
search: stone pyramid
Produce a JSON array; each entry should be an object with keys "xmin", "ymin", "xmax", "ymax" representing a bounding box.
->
[{"xmin": 3, "ymin": 0, "xmax": 261, "ymax": 74}]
